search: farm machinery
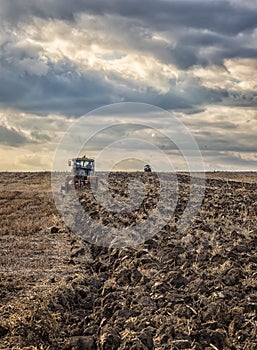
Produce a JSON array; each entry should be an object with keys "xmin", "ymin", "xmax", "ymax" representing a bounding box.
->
[
  {"xmin": 144, "ymin": 164, "xmax": 152, "ymax": 172},
  {"xmin": 64, "ymin": 157, "xmax": 98, "ymax": 193}
]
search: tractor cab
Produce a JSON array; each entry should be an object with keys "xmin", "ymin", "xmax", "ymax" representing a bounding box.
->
[{"xmin": 68, "ymin": 157, "xmax": 95, "ymax": 177}]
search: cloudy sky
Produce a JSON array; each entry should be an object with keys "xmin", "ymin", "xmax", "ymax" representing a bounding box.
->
[{"xmin": 0, "ymin": 0, "xmax": 256, "ymax": 171}]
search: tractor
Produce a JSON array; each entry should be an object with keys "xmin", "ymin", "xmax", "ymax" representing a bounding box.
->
[
  {"xmin": 64, "ymin": 156, "xmax": 98, "ymax": 192},
  {"xmin": 144, "ymin": 164, "xmax": 152, "ymax": 172}
]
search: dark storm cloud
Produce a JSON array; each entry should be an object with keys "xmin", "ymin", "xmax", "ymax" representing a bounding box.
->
[
  {"xmin": 152, "ymin": 85, "xmax": 226, "ymax": 110},
  {"xmin": 0, "ymin": 125, "xmax": 31, "ymax": 147},
  {"xmin": 91, "ymin": 1, "xmax": 257, "ymax": 68},
  {"xmin": 0, "ymin": 57, "xmax": 115, "ymax": 115},
  {"xmin": 1, "ymin": 0, "xmax": 256, "ymax": 36},
  {"xmin": 0, "ymin": 34, "xmax": 229, "ymax": 116},
  {"xmin": 0, "ymin": 0, "xmax": 256, "ymax": 114},
  {"xmin": 115, "ymin": 0, "xmax": 257, "ymax": 36},
  {"xmin": 0, "ymin": 0, "xmax": 85, "ymax": 22},
  {"xmin": 173, "ymin": 30, "xmax": 257, "ymax": 67},
  {"xmin": 1, "ymin": 1, "xmax": 256, "ymax": 70},
  {"xmin": 0, "ymin": 59, "xmax": 228, "ymax": 116}
]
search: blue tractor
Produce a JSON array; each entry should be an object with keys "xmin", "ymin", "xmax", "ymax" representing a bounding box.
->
[
  {"xmin": 65, "ymin": 156, "xmax": 98, "ymax": 192},
  {"xmin": 144, "ymin": 164, "xmax": 152, "ymax": 172}
]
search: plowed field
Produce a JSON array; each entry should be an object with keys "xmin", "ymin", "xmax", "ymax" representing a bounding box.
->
[{"xmin": 0, "ymin": 172, "xmax": 256, "ymax": 350}]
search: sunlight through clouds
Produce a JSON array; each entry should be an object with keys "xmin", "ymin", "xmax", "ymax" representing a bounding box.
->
[{"xmin": 0, "ymin": 0, "xmax": 256, "ymax": 170}]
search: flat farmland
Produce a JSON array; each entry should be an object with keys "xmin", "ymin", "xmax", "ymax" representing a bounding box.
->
[{"xmin": 0, "ymin": 172, "xmax": 256, "ymax": 350}]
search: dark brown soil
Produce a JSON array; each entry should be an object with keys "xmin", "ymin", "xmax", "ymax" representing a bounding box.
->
[{"xmin": 0, "ymin": 172, "xmax": 256, "ymax": 350}]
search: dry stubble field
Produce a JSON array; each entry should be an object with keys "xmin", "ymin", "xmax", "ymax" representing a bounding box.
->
[{"xmin": 0, "ymin": 172, "xmax": 256, "ymax": 350}]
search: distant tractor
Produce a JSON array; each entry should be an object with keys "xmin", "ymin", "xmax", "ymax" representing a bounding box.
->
[
  {"xmin": 64, "ymin": 156, "xmax": 98, "ymax": 192},
  {"xmin": 144, "ymin": 164, "xmax": 152, "ymax": 173}
]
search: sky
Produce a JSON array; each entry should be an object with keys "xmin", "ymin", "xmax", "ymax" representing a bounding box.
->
[{"xmin": 0, "ymin": 0, "xmax": 256, "ymax": 171}]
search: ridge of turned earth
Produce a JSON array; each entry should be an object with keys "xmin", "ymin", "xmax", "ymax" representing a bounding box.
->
[{"xmin": 0, "ymin": 172, "xmax": 256, "ymax": 349}]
